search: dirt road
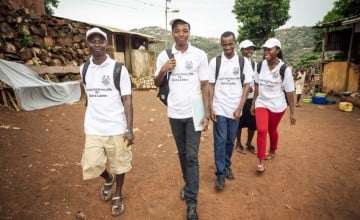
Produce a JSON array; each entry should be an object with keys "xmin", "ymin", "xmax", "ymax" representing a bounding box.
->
[{"xmin": 0, "ymin": 90, "xmax": 359, "ymax": 220}]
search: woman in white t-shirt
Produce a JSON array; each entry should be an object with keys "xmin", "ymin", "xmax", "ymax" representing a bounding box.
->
[{"xmin": 251, "ymin": 38, "xmax": 296, "ymax": 173}]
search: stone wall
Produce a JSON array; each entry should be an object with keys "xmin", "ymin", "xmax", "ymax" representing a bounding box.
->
[{"xmin": 0, "ymin": 3, "xmax": 92, "ymax": 67}]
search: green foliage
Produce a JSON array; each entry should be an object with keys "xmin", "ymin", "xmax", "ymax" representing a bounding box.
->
[
  {"xmin": 296, "ymin": 53, "xmax": 321, "ymax": 69},
  {"xmin": 313, "ymin": 0, "xmax": 360, "ymax": 53},
  {"xmin": 22, "ymin": 32, "xmax": 32, "ymax": 47},
  {"xmin": 45, "ymin": 0, "xmax": 59, "ymax": 15},
  {"xmin": 323, "ymin": 0, "xmax": 360, "ymax": 23},
  {"xmin": 232, "ymin": 0, "xmax": 290, "ymax": 46}
]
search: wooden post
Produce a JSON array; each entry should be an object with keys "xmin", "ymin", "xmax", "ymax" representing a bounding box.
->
[
  {"xmin": 6, "ymin": 91, "xmax": 20, "ymax": 111},
  {"xmin": 0, "ymin": 81, "xmax": 9, "ymax": 107},
  {"xmin": 344, "ymin": 23, "xmax": 355, "ymax": 91}
]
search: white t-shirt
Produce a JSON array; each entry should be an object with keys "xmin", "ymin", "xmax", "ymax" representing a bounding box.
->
[
  {"xmin": 209, "ymin": 53, "xmax": 253, "ymax": 118},
  {"xmin": 80, "ymin": 55, "xmax": 132, "ymax": 135},
  {"xmin": 246, "ymin": 57, "xmax": 256, "ymax": 99},
  {"xmin": 155, "ymin": 43, "xmax": 209, "ymax": 118},
  {"xmin": 254, "ymin": 60, "xmax": 294, "ymax": 113}
]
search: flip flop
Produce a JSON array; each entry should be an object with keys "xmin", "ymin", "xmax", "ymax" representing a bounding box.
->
[
  {"xmin": 246, "ymin": 145, "xmax": 257, "ymax": 154},
  {"xmin": 265, "ymin": 153, "xmax": 275, "ymax": 160},
  {"xmin": 235, "ymin": 144, "xmax": 246, "ymax": 154},
  {"xmin": 100, "ymin": 173, "xmax": 115, "ymax": 201}
]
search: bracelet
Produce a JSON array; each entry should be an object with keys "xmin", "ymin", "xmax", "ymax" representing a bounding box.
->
[{"xmin": 126, "ymin": 129, "xmax": 134, "ymax": 134}]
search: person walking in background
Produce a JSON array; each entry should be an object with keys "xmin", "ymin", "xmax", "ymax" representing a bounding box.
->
[
  {"xmin": 251, "ymin": 38, "xmax": 296, "ymax": 173},
  {"xmin": 209, "ymin": 32, "xmax": 251, "ymax": 191},
  {"xmin": 294, "ymin": 66, "xmax": 306, "ymax": 107},
  {"xmin": 235, "ymin": 39, "xmax": 257, "ymax": 155},
  {"xmin": 80, "ymin": 27, "xmax": 134, "ymax": 216},
  {"xmin": 154, "ymin": 18, "xmax": 210, "ymax": 220}
]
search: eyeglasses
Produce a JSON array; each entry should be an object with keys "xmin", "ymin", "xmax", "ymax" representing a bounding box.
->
[{"xmin": 88, "ymin": 39, "xmax": 106, "ymax": 45}]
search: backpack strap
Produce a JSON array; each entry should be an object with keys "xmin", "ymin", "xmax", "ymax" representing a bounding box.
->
[
  {"xmin": 238, "ymin": 55, "xmax": 245, "ymax": 86},
  {"xmin": 257, "ymin": 60, "xmax": 263, "ymax": 74},
  {"xmin": 166, "ymin": 48, "xmax": 172, "ymax": 59},
  {"xmin": 279, "ymin": 64, "xmax": 287, "ymax": 82},
  {"xmin": 113, "ymin": 61, "xmax": 123, "ymax": 93},
  {"xmin": 251, "ymin": 60, "xmax": 255, "ymax": 71},
  {"xmin": 215, "ymin": 55, "xmax": 221, "ymax": 82},
  {"xmin": 81, "ymin": 60, "xmax": 91, "ymax": 86}
]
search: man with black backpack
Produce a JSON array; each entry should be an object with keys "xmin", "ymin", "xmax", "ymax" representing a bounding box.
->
[
  {"xmin": 154, "ymin": 18, "xmax": 210, "ymax": 220},
  {"xmin": 79, "ymin": 27, "xmax": 134, "ymax": 217},
  {"xmin": 209, "ymin": 31, "xmax": 252, "ymax": 191}
]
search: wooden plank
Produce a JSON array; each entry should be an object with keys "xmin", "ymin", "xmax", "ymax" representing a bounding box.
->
[
  {"xmin": 6, "ymin": 91, "xmax": 20, "ymax": 111},
  {"xmin": 1, "ymin": 88, "xmax": 8, "ymax": 107}
]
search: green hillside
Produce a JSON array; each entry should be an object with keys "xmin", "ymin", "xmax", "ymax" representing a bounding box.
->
[{"xmin": 131, "ymin": 26, "xmax": 316, "ymax": 65}]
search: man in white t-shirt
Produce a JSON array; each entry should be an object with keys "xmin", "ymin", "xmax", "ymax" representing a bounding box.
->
[
  {"xmin": 154, "ymin": 18, "xmax": 210, "ymax": 220},
  {"xmin": 80, "ymin": 27, "xmax": 134, "ymax": 217},
  {"xmin": 209, "ymin": 32, "xmax": 251, "ymax": 191}
]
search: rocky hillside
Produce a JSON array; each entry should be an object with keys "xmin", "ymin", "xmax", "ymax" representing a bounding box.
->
[{"xmin": 131, "ymin": 26, "xmax": 316, "ymax": 64}]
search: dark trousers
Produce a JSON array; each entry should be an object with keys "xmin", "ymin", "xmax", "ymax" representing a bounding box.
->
[{"xmin": 169, "ymin": 117, "xmax": 201, "ymax": 205}]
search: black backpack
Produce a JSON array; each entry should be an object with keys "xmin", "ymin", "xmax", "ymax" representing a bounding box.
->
[
  {"xmin": 81, "ymin": 60, "xmax": 123, "ymax": 105},
  {"xmin": 157, "ymin": 48, "xmax": 173, "ymax": 106},
  {"xmin": 257, "ymin": 61, "xmax": 289, "ymax": 105},
  {"xmin": 215, "ymin": 55, "xmax": 246, "ymax": 86}
]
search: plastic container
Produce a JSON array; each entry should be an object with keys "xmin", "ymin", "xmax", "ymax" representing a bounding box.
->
[
  {"xmin": 312, "ymin": 96, "xmax": 327, "ymax": 104},
  {"xmin": 303, "ymin": 98, "xmax": 312, "ymax": 103},
  {"xmin": 315, "ymin": 93, "xmax": 326, "ymax": 97},
  {"xmin": 339, "ymin": 102, "xmax": 353, "ymax": 112}
]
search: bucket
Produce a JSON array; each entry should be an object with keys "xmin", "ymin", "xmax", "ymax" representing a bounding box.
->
[
  {"xmin": 339, "ymin": 102, "xmax": 353, "ymax": 112},
  {"xmin": 312, "ymin": 96, "xmax": 327, "ymax": 104}
]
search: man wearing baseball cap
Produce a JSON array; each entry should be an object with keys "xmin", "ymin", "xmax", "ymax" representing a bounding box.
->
[
  {"xmin": 80, "ymin": 27, "xmax": 134, "ymax": 217},
  {"xmin": 154, "ymin": 18, "xmax": 210, "ymax": 220},
  {"xmin": 235, "ymin": 39, "xmax": 257, "ymax": 155}
]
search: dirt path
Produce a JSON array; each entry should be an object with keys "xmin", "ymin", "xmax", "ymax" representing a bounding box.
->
[{"xmin": 0, "ymin": 90, "xmax": 359, "ymax": 220}]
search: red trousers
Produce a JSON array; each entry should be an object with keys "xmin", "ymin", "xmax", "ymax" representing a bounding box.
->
[{"xmin": 255, "ymin": 107, "xmax": 285, "ymax": 160}]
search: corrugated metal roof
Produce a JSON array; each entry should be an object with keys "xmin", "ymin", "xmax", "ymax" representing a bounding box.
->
[
  {"xmin": 52, "ymin": 15, "xmax": 160, "ymax": 43},
  {"xmin": 314, "ymin": 15, "xmax": 360, "ymax": 28}
]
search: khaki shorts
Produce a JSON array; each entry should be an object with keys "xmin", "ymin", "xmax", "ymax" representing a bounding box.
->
[{"xmin": 81, "ymin": 134, "xmax": 132, "ymax": 180}]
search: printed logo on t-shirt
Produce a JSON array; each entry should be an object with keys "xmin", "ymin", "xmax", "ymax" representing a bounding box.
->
[
  {"xmin": 185, "ymin": 60, "xmax": 193, "ymax": 71},
  {"xmin": 233, "ymin": 67, "xmax": 240, "ymax": 76},
  {"xmin": 271, "ymin": 71, "xmax": 281, "ymax": 80},
  {"xmin": 102, "ymin": 75, "xmax": 111, "ymax": 87}
]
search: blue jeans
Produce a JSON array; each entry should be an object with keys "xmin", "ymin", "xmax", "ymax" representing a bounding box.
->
[
  {"xmin": 213, "ymin": 115, "xmax": 239, "ymax": 177},
  {"xmin": 169, "ymin": 117, "xmax": 201, "ymax": 205}
]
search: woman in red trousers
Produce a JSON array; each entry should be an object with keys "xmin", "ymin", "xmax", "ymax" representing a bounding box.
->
[{"xmin": 251, "ymin": 38, "xmax": 296, "ymax": 173}]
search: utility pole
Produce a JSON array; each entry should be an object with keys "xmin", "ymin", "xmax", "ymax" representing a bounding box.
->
[{"xmin": 164, "ymin": 0, "xmax": 179, "ymax": 48}]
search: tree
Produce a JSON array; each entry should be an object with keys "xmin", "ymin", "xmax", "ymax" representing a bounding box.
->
[
  {"xmin": 313, "ymin": 0, "xmax": 360, "ymax": 53},
  {"xmin": 232, "ymin": 0, "xmax": 290, "ymax": 45},
  {"xmin": 45, "ymin": 0, "xmax": 59, "ymax": 15}
]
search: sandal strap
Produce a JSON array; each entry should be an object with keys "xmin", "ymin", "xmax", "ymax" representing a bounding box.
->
[
  {"xmin": 104, "ymin": 174, "xmax": 115, "ymax": 186},
  {"xmin": 112, "ymin": 196, "xmax": 122, "ymax": 201}
]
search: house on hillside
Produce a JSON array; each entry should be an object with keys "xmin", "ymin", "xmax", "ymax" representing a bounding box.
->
[{"xmin": 315, "ymin": 16, "xmax": 360, "ymax": 94}]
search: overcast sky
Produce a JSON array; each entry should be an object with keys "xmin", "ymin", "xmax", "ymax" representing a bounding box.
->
[{"xmin": 53, "ymin": 0, "xmax": 336, "ymax": 38}]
